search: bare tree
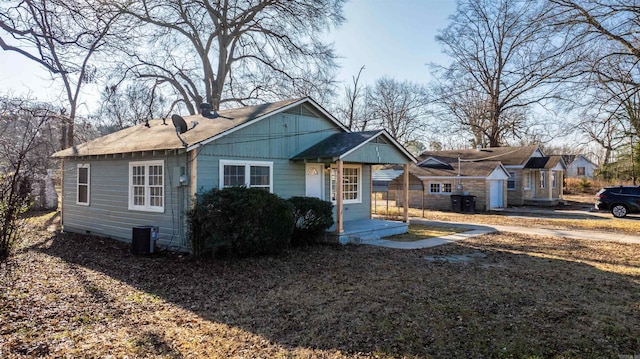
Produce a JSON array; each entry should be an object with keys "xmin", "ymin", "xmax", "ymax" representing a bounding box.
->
[
  {"xmin": 433, "ymin": 0, "xmax": 581, "ymax": 147},
  {"xmin": 548, "ymin": 1, "xmax": 640, "ymax": 175},
  {"xmin": 578, "ymin": 64, "xmax": 640, "ymax": 165},
  {"xmin": 110, "ymin": 0, "xmax": 345, "ymax": 114},
  {"xmin": 367, "ymin": 77, "xmax": 430, "ymax": 145},
  {"xmin": 0, "ymin": 97, "xmax": 56, "ymax": 260},
  {"xmin": 97, "ymin": 82, "xmax": 168, "ymax": 134},
  {"xmin": 549, "ymin": 0, "xmax": 640, "ymax": 86},
  {"xmin": 0, "ymin": 0, "xmax": 121, "ymax": 149},
  {"xmin": 335, "ymin": 66, "xmax": 370, "ymax": 131}
]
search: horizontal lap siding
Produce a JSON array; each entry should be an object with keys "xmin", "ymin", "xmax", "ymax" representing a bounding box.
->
[
  {"xmin": 327, "ymin": 165, "xmax": 371, "ymax": 221},
  {"xmin": 344, "ymin": 165, "xmax": 371, "ymax": 221},
  {"xmin": 62, "ymin": 155, "xmax": 188, "ymax": 248},
  {"xmin": 195, "ymin": 111, "xmax": 340, "ymax": 198}
]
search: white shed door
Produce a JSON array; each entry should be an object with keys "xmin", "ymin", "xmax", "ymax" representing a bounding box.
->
[
  {"xmin": 489, "ymin": 180, "xmax": 503, "ymax": 209},
  {"xmin": 305, "ymin": 164, "xmax": 324, "ymax": 199}
]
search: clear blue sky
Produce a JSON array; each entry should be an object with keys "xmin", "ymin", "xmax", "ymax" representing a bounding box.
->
[
  {"xmin": 328, "ymin": 0, "xmax": 456, "ymax": 86},
  {"xmin": 0, "ymin": 0, "xmax": 457, "ymax": 109}
]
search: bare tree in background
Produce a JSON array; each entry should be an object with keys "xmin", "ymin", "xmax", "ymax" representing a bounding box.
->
[
  {"xmin": 110, "ymin": 0, "xmax": 345, "ymax": 114},
  {"xmin": 549, "ymin": 0, "xmax": 640, "ymax": 87},
  {"xmin": 578, "ymin": 65, "xmax": 640, "ymax": 166},
  {"xmin": 0, "ymin": 97, "xmax": 56, "ymax": 260},
  {"xmin": 97, "ymin": 82, "xmax": 168, "ymax": 135},
  {"xmin": 0, "ymin": 0, "xmax": 121, "ymax": 149},
  {"xmin": 549, "ymin": 1, "xmax": 640, "ymax": 171},
  {"xmin": 335, "ymin": 66, "xmax": 370, "ymax": 131},
  {"xmin": 433, "ymin": 0, "xmax": 581, "ymax": 147},
  {"xmin": 367, "ymin": 77, "xmax": 430, "ymax": 146}
]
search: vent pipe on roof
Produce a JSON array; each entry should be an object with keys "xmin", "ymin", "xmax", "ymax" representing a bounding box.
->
[
  {"xmin": 476, "ymin": 145, "xmax": 482, "ymax": 151},
  {"xmin": 200, "ymin": 103, "xmax": 215, "ymax": 118}
]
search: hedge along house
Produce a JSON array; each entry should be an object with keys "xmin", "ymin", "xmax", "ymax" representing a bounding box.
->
[{"xmin": 52, "ymin": 97, "xmax": 415, "ymax": 249}]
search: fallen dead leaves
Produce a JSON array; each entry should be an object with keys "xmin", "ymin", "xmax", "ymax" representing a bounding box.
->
[{"xmin": 1, "ymin": 211, "xmax": 639, "ymax": 358}]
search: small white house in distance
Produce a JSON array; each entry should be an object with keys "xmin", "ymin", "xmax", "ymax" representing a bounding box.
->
[
  {"xmin": 52, "ymin": 97, "xmax": 415, "ymax": 249},
  {"xmin": 563, "ymin": 154, "xmax": 599, "ymax": 179}
]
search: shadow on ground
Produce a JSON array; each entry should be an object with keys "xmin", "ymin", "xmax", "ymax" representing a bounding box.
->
[{"xmin": 15, "ymin": 229, "xmax": 640, "ymax": 358}]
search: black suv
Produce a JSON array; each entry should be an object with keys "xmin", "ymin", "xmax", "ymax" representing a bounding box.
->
[{"xmin": 595, "ymin": 186, "xmax": 640, "ymax": 218}]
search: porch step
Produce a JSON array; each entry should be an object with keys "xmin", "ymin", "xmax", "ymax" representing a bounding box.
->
[{"xmin": 326, "ymin": 219, "xmax": 409, "ymax": 245}]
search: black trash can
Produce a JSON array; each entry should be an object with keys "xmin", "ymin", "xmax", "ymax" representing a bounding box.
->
[
  {"xmin": 462, "ymin": 195, "xmax": 476, "ymax": 213},
  {"xmin": 451, "ymin": 194, "xmax": 463, "ymax": 213}
]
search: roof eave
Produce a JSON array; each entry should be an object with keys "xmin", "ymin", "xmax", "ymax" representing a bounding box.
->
[{"xmin": 187, "ymin": 97, "xmax": 348, "ymax": 152}]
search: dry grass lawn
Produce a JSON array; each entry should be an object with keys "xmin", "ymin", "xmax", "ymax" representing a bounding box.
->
[
  {"xmin": 386, "ymin": 224, "xmax": 466, "ymax": 242},
  {"xmin": 1, "ymin": 211, "xmax": 640, "ymax": 358},
  {"xmin": 373, "ymin": 194, "xmax": 640, "ymax": 235}
]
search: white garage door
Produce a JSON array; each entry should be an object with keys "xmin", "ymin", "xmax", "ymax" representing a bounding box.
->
[{"xmin": 489, "ymin": 180, "xmax": 503, "ymax": 209}]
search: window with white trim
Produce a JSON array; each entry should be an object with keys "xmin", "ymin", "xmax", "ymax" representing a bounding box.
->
[
  {"xmin": 577, "ymin": 167, "xmax": 585, "ymax": 176},
  {"xmin": 77, "ymin": 164, "xmax": 90, "ymax": 205},
  {"xmin": 525, "ymin": 171, "xmax": 532, "ymax": 190},
  {"xmin": 330, "ymin": 164, "xmax": 361, "ymax": 204},
  {"xmin": 429, "ymin": 182, "xmax": 452, "ymax": 194},
  {"xmin": 540, "ymin": 172, "xmax": 547, "ymax": 189},
  {"xmin": 219, "ymin": 160, "xmax": 273, "ymax": 192},
  {"xmin": 129, "ymin": 160, "xmax": 164, "ymax": 212},
  {"xmin": 507, "ymin": 171, "xmax": 516, "ymax": 190},
  {"xmin": 552, "ymin": 172, "xmax": 557, "ymax": 188}
]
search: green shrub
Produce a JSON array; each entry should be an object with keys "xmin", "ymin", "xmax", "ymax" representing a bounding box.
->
[
  {"xmin": 287, "ymin": 196, "xmax": 334, "ymax": 246},
  {"xmin": 578, "ymin": 178, "xmax": 592, "ymax": 193},
  {"xmin": 188, "ymin": 187, "xmax": 294, "ymax": 258}
]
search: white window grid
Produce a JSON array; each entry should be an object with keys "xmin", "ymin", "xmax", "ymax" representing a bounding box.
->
[{"xmin": 129, "ymin": 160, "xmax": 164, "ymax": 212}]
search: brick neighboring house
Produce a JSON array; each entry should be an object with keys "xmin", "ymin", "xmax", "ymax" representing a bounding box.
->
[
  {"xmin": 380, "ymin": 160, "xmax": 509, "ymax": 211},
  {"xmin": 377, "ymin": 145, "xmax": 567, "ymax": 212}
]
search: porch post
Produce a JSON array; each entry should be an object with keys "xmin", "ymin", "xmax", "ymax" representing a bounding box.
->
[
  {"xmin": 548, "ymin": 169, "xmax": 553, "ymax": 200},
  {"xmin": 369, "ymin": 165, "xmax": 373, "ymax": 219},
  {"xmin": 403, "ymin": 163, "xmax": 409, "ymax": 223},
  {"xmin": 336, "ymin": 160, "xmax": 344, "ymax": 234},
  {"xmin": 560, "ymin": 171, "xmax": 564, "ymax": 199}
]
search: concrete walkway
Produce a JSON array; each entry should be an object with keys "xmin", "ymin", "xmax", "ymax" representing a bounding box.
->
[{"xmin": 364, "ymin": 217, "xmax": 640, "ymax": 249}]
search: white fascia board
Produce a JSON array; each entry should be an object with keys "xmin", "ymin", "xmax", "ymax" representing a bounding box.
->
[
  {"xmin": 417, "ymin": 156, "xmax": 450, "ymax": 167},
  {"xmin": 339, "ymin": 130, "xmax": 416, "ymax": 163}
]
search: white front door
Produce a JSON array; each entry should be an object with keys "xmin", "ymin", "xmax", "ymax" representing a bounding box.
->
[
  {"xmin": 489, "ymin": 180, "xmax": 503, "ymax": 209},
  {"xmin": 305, "ymin": 163, "xmax": 324, "ymax": 199}
]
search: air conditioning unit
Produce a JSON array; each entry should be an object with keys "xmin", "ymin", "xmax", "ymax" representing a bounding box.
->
[{"xmin": 131, "ymin": 226, "xmax": 158, "ymax": 255}]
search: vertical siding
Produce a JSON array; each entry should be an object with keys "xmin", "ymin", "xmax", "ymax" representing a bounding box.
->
[{"xmin": 61, "ymin": 154, "xmax": 190, "ymax": 249}]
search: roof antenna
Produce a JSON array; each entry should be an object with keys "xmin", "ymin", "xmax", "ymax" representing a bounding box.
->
[
  {"xmin": 144, "ymin": 119, "xmax": 150, "ymax": 128},
  {"xmin": 162, "ymin": 117, "xmax": 167, "ymax": 125},
  {"xmin": 171, "ymin": 114, "xmax": 189, "ymax": 147}
]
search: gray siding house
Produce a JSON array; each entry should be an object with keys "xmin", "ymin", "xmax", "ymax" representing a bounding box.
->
[
  {"xmin": 563, "ymin": 154, "xmax": 599, "ymax": 179},
  {"xmin": 53, "ymin": 97, "xmax": 415, "ymax": 249}
]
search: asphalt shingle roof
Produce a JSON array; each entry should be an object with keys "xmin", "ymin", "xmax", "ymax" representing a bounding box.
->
[
  {"xmin": 52, "ymin": 98, "xmax": 303, "ymax": 158},
  {"xmin": 419, "ymin": 145, "xmax": 540, "ymax": 166},
  {"xmin": 291, "ymin": 130, "xmax": 383, "ymax": 160}
]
